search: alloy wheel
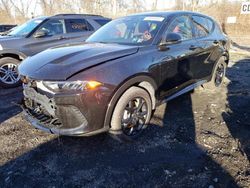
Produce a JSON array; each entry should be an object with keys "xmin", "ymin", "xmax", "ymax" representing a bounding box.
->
[
  {"xmin": 0, "ymin": 63, "xmax": 20, "ymax": 84},
  {"xmin": 214, "ymin": 63, "xmax": 225, "ymax": 87},
  {"xmin": 121, "ymin": 97, "xmax": 148, "ymax": 137}
]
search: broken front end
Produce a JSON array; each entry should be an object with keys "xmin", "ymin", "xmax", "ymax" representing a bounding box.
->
[{"xmin": 21, "ymin": 80, "xmax": 106, "ymax": 136}]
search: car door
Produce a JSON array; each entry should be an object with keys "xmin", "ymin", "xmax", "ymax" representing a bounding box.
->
[
  {"xmin": 64, "ymin": 18, "xmax": 95, "ymax": 43},
  {"xmin": 190, "ymin": 15, "xmax": 221, "ymax": 80},
  {"xmin": 25, "ymin": 18, "xmax": 68, "ymax": 56},
  {"xmin": 159, "ymin": 15, "xmax": 202, "ymax": 98}
]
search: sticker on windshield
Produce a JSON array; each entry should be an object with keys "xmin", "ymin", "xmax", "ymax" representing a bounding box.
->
[
  {"xmin": 34, "ymin": 20, "xmax": 43, "ymax": 24},
  {"xmin": 144, "ymin": 17, "xmax": 164, "ymax": 22}
]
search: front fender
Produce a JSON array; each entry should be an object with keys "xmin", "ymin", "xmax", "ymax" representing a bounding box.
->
[{"xmin": 103, "ymin": 74, "xmax": 157, "ymax": 129}]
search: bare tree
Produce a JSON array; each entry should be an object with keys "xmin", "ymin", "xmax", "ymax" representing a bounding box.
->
[
  {"xmin": 130, "ymin": 0, "xmax": 147, "ymax": 13},
  {"xmin": 39, "ymin": 0, "xmax": 77, "ymax": 16},
  {"xmin": 152, "ymin": 0, "xmax": 158, "ymax": 10},
  {"xmin": 40, "ymin": 0, "xmax": 53, "ymax": 15},
  {"xmin": 0, "ymin": 0, "xmax": 12, "ymax": 17},
  {"xmin": 191, "ymin": 0, "xmax": 199, "ymax": 11},
  {"xmin": 9, "ymin": 0, "xmax": 33, "ymax": 20}
]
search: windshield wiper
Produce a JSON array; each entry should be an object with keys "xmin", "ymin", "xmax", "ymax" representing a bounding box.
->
[
  {"xmin": 98, "ymin": 41, "xmax": 109, "ymax": 44},
  {"xmin": 98, "ymin": 41, "xmax": 120, "ymax": 45}
]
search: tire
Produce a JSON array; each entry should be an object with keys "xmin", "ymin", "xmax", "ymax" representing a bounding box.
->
[
  {"xmin": 202, "ymin": 57, "xmax": 227, "ymax": 91},
  {"xmin": 0, "ymin": 57, "xmax": 21, "ymax": 88},
  {"xmin": 109, "ymin": 86, "xmax": 152, "ymax": 142}
]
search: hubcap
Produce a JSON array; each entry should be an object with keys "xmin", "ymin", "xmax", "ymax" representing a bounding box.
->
[
  {"xmin": 0, "ymin": 63, "xmax": 20, "ymax": 84},
  {"xmin": 214, "ymin": 63, "xmax": 225, "ymax": 87},
  {"xmin": 121, "ymin": 97, "xmax": 148, "ymax": 136}
]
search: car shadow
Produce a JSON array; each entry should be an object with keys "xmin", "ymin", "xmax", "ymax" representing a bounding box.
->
[
  {"xmin": 0, "ymin": 94, "xmax": 240, "ymax": 187},
  {"xmin": 150, "ymin": 92, "xmax": 239, "ymax": 187},
  {"xmin": 222, "ymin": 57, "xmax": 250, "ymax": 162},
  {"xmin": 0, "ymin": 86, "xmax": 22, "ymax": 124},
  {"xmin": 231, "ymin": 41, "xmax": 250, "ymax": 51}
]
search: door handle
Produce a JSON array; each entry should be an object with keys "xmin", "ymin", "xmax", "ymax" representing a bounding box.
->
[
  {"xmin": 189, "ymin": 45, "xmax": 201, "ymax": 50},
  {"xmin": 57, "ymin": 36, "xmax": 66, "ymax": 40}
]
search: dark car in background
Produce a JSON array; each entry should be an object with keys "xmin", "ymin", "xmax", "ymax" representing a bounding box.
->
[
  {"xmin": 0, "ymin": 24, "xmax": 17, "ymax": 35},
  {"xmin": 0, "ymin": 14, "xmax": 111, "ymax": 88},
  {"xmin": 19, "ymin": 11, "xmax": 230, "ymax": 142}
]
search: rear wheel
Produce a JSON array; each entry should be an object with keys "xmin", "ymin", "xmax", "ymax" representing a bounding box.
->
[
  {"xmin": 109, "ymin": 86, "xmax": 152, "ymax": 142},
  {"xmin": 202, "ymin": 57, "xmax": 227, "ymax": 90},
  {"xmin": 0, "ymin": 57, "xmax": 21, "ymax": 88}
]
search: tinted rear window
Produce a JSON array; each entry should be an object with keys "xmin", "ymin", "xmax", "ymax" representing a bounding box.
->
[
  {"xmin": 65, "ymin": 19, "xmax": 92, "ymax": 33},
  {"xmin": 167, "ymin": 16, "xmax": 193, "ymax": 40},
  {"xmin": 94, "ymin": 19, "xmax": 111, "ymax": 26}
]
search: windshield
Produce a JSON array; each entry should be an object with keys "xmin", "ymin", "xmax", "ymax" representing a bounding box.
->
[
  {"xmin": 8, "ymin": 17, "xmax": 46, "ymax": 37},
  {"xmin": 87, "ymin": 16, "xmax": 165, "ymax": 45}
]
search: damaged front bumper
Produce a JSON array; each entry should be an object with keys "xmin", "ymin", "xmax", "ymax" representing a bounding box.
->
[
  {"xmin": 22, "ymin": 107, "xmax": 87, "ymax": 135},
  {"xmin": 21, "ymin": 83, "xmax": 107, "ymax": 136}
]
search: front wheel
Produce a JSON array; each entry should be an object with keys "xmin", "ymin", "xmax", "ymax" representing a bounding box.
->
[
  {"xmin": 109, "ymin": 86, "xmax": 152, "ymax": 142},
  {"xmin": 0, "ymin": 57, "xmax": 21, "ymax": 88}
]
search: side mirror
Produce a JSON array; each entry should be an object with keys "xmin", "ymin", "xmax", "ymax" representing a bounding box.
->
[
  {"xmin": 158, "ymin": 32, "xmax": 182, "ymax": 51},
  {"xmin": 34, "ymin": 30, "xmax": 47, "ymax": 38}
]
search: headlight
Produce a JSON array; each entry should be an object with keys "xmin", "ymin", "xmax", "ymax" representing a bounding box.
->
[
  {"xmin": 0, "ymin": 44, "xmax": 3, "ymax": 50},
  {"xmin": 42, "ymin": 80, "xmax": 102, "ymax": 92}
]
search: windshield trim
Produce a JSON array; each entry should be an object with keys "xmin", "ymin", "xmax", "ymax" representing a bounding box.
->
[
  {"xmin": 95, "ymin": 41, "xmax": 157, "ymax": 47},
  {"xmin": 8, "ymin": 17, "xmax": 48, "ymax": 38},
  {"xmin": 26, "ymin": 17, "xmax": 48, "ymax": 38}
]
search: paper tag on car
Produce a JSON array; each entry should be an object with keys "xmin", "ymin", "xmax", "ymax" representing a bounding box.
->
[
  {"xmin": 34, "ymin": 20, "xmax": 43, "ymax": 24},
  {"xmin": 144, "ymin": 17, "xmax": 165, "ymax": 22}
]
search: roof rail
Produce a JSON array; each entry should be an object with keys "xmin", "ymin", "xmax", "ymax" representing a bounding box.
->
[{"xmin": 53, "ymin": 14, "xmax": 103, "ymax": 17}]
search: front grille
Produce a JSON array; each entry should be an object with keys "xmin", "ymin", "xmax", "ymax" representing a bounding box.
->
[
  {"xmin": 23, "ymin": 83, "xmax": 61, "ymax": 129},
  {"xmin": 26, "ymin": 105, "xmax": 63, "ymax": 129},
  {"xmin": 23, "ymin": 82, "xmax": 88, "ymax": 131}
]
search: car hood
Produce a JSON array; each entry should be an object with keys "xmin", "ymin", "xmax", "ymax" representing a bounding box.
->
[
  {"xmin": 0, "ymin": 35, "xmax": 23, "ymax": 41},
  {"xmin": 18, "ymin": 42, "xmax": 139, "ymax": 80}
]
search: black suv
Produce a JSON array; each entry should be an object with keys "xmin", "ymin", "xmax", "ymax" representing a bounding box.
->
[
  {"xmin": 19, "ymin": 11, "xmax": 230, "ymax": 141},
  {"xmin": 0, "ymin": 14, "xmax": 111, "ymax": 88}
]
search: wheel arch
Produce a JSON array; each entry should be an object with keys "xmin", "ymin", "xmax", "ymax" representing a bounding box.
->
[
  {"xmin": 104, "ymin": 74, "xmax": 158, "ymax": 128},
  {"xmin": 0, "ymin": 50, "xmax": 27, "ymax": 61},
  {"xmin": 208, "ymin": 54, "xmax": 228, "ymax": 84},
  {"xmin": 222, "ymin": 50, "xmax": 229, "ymax": 65}
]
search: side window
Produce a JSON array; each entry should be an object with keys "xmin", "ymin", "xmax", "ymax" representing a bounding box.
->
[
  {"xmin": 65, "ymin": 19, "xmax": 91, "ymax": 33},
  {"xmin": 86, "ymin": 21, "xmax": 94, "ymax": 31},
  {"xmin": 192, "ymin": 16, "xmax": 214, "ymax": 38},
  {"xmin": 94, "ymin": 19, "xmax": 111, "ymax": 26},
  {"xmin": 37, "ymin": 19, "xmax": 65, "ymax": 36},
  {"xmin": 167, "ymin": 16, "xmax": 193, "ymax": 40},
  {"xmin": 5, "ymin": 26, "xmax": 12, "ymax": 31}
]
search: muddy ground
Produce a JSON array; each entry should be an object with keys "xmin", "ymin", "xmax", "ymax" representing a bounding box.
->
[{"xmin": 0, "ymin": 52, "xmax": 249, "ymax": 188}]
